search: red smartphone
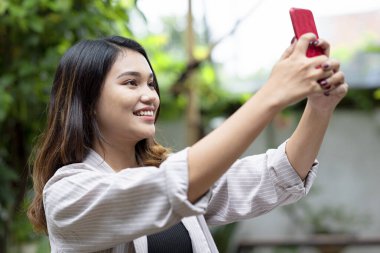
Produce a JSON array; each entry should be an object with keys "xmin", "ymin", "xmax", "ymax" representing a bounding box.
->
[{"xmin": 289, "ymin": 8, "xmax": 324, "ymax": 57}]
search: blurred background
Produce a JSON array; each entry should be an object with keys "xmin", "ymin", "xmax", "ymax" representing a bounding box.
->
[{"xmin": 0, "ymin": 0, "xmax": 379, "ymax": 252}]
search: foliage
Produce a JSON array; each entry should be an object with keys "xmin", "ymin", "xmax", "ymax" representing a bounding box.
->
[
  {"xmin": 334, "ymin": 38, "xmax": 380, "ymax": 110},
  {"xmin": 1, "ymin": 0, "xmax": 379, "ymax": 252},
  {"xmin": 137, "ymin": 16, "xmax": 243, "ymax": 123},
  {"xmin": 0, "ymin": 0, "xmax": 241, "ymax": 251},
  {"xmin": 363, "ymin": 41, "xmax": 380, "ymax": 104},
  {"xmin": 340, "ymin": 88, "xmax": 380, "ymax": 110},
  {"xmin": 211, "ymin": 223, "xmax": 239, "ymax": 253},
  {"xmin": 0, "ymin": 0, "xmax": 135, "ymax": 250},
  {"xmin": 139, "ymin": 33, "xmax": 190, "ymax": 120},
  {"xmin": 290, "ymin": 88, "xmax": 380, "ymax": 111},
  {"xmin": 282, "ymin": 188, "xmax": 369, "ymax": 235}
]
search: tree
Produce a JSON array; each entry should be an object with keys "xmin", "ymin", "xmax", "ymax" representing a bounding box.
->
[
  {"xmin": 0, "ymin": 0, "xmax": 134, "ymax": 250},
  {"xmin": 0, "ymin": 0, "xmax": 267, "ymax": 251}
]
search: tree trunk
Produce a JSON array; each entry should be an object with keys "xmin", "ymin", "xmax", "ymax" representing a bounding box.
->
[{"xmin": 185, "ymin": 0, "xmax": 202, "ymax": 145}]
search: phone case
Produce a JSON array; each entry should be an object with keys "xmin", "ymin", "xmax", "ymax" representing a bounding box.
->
[{"xmin": 289, "ymin": 8, "xmax": 324, "ymax": 57}]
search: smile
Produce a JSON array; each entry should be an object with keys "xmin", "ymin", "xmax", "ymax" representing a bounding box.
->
[{"xmin": 134, "ymin": 110, "xmax": 154, "ymax": 116}]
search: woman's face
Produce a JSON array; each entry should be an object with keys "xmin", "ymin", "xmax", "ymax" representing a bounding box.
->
[{"xmin": 95, "ymin": 49, "xmax": 159, "ymax": 146}]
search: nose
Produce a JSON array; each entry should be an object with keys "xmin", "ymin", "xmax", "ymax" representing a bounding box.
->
[
  {"xmin": 140, "ymin": 95, "xmax": 156, "ymax": 103},
  {"xmin": 140, "ymin": 87, "xmax": 158, "ymax": 104}
]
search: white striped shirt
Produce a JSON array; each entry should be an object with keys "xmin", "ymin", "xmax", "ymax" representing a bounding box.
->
[{"xmin": 43, "ymin": 142, "xmax": 317, "ymax": 252}]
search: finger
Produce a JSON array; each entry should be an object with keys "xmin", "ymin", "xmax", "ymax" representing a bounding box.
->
[
  {"xmin": 308, "ymin": 54, "xmax": 330, "ymax": 70},
  {"xmin": 294, "ymin": 33, "xmax": 318, "ymax": 56},
  {"xmin": 321, "ymin": 59, "xmax": 340, "ymax": 73},
  {"xmin": 328, "ymin": 71, "xmax": 345, "ymax": 87},
  {"xmin": 314, "ymin": 38, "xmax": 330, "ymax": 56},
  {"xmin": 317, "ymin": 71, "xmax": 334, "ymax": 89},
  {"xmin": 324, "ymin": 82, "xmax": 349, "ymax": 97},
  {"xmin": 280, "ymin": 38, "xmax": 297, "ymax": 60},
  {"xmin": 319, "ymin": 71, "xmax": 345, "ymax": 91}
]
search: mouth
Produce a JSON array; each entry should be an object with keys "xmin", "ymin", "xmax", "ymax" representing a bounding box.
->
[
  {"xmin": 133, "ymin": 107, "xmax": 155, "ymax": 118},
  {"xmin": 133, "ymin": 110, "xmax": 154, "ymax": 117}
]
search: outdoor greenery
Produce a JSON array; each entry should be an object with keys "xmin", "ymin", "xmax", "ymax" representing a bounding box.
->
[
  {"xmin": 282, "ymin": 187, "xmax": 370, "ymax": 235},
  {"xmin": 0, "ymin": 0, "xmax": 238, "ymax": 251},
  {"xmin": 0, "ymin": 0, "xmax": 134, "ymax": 251},
  {"xmin": 0, "ymin": 0, "xmax": 379, "ymax": 252}
]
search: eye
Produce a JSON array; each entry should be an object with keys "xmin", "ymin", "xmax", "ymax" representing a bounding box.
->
[
  {"xmin": 123, "ymin": 79, "xmax": 138, "ymax": 86},
  {"xmin": 148, "ymin": 81, "xmax": 156, "ymax": 89}
]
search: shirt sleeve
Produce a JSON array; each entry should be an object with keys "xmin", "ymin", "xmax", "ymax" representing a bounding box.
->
[
  {"xmin": 204, "ymin": 141, "xmax": 318, "ymax": 226},
  {"xmin": 43, "ymin": 148, "xmax": 211, "ymax": 252}
]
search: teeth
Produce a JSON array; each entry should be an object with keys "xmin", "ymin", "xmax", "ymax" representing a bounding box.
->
[{"xmin": 136, "ymin": 111, "xmax": 154, "ymax": 116}]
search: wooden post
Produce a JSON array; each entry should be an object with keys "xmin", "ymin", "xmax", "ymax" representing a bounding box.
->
[{"xmin": 185, "ymin": 0, "xmax": 202, "ymax": 145}]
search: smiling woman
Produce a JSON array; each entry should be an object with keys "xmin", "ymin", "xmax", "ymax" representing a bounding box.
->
[
  {"xmin": 94, "ymin": 48, "xmax": 160, "ymax": 170},
  {"xmin": 27, "ymin": 36, "xmax": 170, "ymax": 234},
  {"xmin": 27, "ymin": 35, "xmax": 348, "ymax": 253}
]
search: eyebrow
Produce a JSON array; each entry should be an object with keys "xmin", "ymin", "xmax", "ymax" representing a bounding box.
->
[{"xmin": 116, "ymin": 71, "xmax": 153, "ymax": 79}]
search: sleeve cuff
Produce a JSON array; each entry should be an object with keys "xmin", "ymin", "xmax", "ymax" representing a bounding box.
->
[
  {"xmin": 267, "ymin": 141, "xmax": 318, "ymax": 196},
  {"xmin": 161, "ymin": 148, "xmax": 211, "ymax": 217}
]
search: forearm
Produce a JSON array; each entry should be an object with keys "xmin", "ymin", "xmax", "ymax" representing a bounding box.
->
[
  {"xmin": 286, "ymin": 100, "xmax": 333, "ymax": 179},
  {"xmin": 205, "ymin": 141, "xmax": 318, "ymax": 226},
  {"xmin": 187, "ymin": 89, "xmax": 282, "ymax": 202},
  {"xmin": 186, "ymin": 33, "xmax": 346, "ymax": 202}
]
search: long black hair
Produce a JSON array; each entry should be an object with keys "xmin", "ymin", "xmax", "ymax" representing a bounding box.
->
[{"xmin": 28, "ymin": 36, "xmax": 169, "ymax": 233}]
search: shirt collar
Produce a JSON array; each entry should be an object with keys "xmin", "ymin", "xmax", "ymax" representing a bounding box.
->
[{"xmin": 83, "ymin": 149, "xmax": 115, "ymax": 173}]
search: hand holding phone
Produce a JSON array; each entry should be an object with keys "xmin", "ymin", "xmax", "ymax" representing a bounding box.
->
[{"xmin": 289, "ymin": 8, "xmax": 324, "ymax": 57}]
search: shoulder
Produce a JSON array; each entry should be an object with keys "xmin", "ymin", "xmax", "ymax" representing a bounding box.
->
[
  {"xmin": 56, "ymin": 162, "xmax": 98, "ymax": 177},
  {"xmin": 44, "ymin": 162, "xmax": 105, "ymax": 191}
]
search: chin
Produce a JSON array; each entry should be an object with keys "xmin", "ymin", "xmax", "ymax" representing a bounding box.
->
[{"xmin": 141, "ymin": 129, "xmax": 156, "ymax": 139}]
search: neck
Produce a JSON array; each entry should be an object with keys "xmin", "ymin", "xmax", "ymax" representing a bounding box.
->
[{"xmin": 93, "ymin": 139, "xmax": 138, "ymax": 172}]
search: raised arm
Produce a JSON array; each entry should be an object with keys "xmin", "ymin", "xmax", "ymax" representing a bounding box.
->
[
  {"xmin": 286, "ymin": 40, "xmax": 348, "ymax": 179},
  {"xmin": 187, "ymin": 33, "xmax": 347, "ymax": 202}
]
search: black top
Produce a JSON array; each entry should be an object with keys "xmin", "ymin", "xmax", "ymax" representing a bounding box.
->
[{"xmin": 147, "ymin": 222, "xmax": 193, "ymax": 253}]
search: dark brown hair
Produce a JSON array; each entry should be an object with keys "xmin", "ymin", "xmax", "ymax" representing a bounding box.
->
[{"xmin": 27, "ymin": 36, "xmax": 169, "ymax": 233}]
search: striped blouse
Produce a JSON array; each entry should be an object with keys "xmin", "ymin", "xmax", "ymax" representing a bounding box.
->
[{"xmin": 43, "ymin": 142, "xmax": 317, "ymax": 253}]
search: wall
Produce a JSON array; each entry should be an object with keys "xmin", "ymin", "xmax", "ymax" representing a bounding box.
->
[{"xmin": 157, "ymin": 109, "xmax": 380, "ymax": 252}]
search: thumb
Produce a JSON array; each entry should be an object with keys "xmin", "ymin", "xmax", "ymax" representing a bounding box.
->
[{"xmin": 295, "ymin": 33, "xmax": 317, "ymax": 56}]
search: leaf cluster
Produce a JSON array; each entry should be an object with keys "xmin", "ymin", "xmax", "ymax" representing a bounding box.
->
[{"xmin": 0, "ymin": 0, "xmax": 133, "ymax": 248}]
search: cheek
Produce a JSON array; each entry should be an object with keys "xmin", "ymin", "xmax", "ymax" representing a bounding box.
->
[
  {"xmin": 96, "ymin": 93, "xmax": 123, "ymax": 127},
  {"xmin": 156, "ymin": 95, "xmax": 160, "ymax": 107},
  {"xmin": 95, "ymin": 100, "xmax": 112, "ymax": 129},
  {"xmin": 153, "ymin": 90, "xmax": 160, "ymax": 105},
  {"xmin": 97, "ymin": 92, "xmax": 114, "ymax": 115}
]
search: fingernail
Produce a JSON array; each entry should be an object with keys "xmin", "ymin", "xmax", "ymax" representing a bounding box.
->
[
  {"xmin": 322, "ymin": 63, "xmax": 330, "ymax": 69},
  {"xmin": 319, "ymin": 80, "xmax": 328, "ymax": 87}
]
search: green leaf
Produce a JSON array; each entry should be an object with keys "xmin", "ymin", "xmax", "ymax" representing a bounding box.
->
[
  {"xmin": 29, "ymin": 17, "xmax": 44, "ymax": 33},
  {"xmin": 0, "ymin": 1, "xmax": 9, "ymax": 14},
  {"xmin": 0, "ymin": 0, "xmax": 139, "ymax": 247},
  {"xmin": 374, "ymin": 89, "xmax": 380, "ymax": 100},
  {"xmin": 239, "ymin": 93, "xmax": 252, "ymax": 104}
]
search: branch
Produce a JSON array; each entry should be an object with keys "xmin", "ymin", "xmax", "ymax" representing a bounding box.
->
[
  {"xmin": 134, "ymin": 0, "xmax": 148, "ymax": 23},
  {"xmin": 170, "ymin": 0, "xmax": 264, "ymax": 95},
  {"xmin": 209, "ymin": 0, "xmax": 264, "ymax": 52}
]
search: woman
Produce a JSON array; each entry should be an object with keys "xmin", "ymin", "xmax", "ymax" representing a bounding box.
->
[{"xmin": 28, "ymin": 34, "xmax": 348, "ymax": 252}]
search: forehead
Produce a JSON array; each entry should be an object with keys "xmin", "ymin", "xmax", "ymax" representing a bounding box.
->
[{"xmin": 109, "ymin": 48, "xmax": 153, "ymax": 77}]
